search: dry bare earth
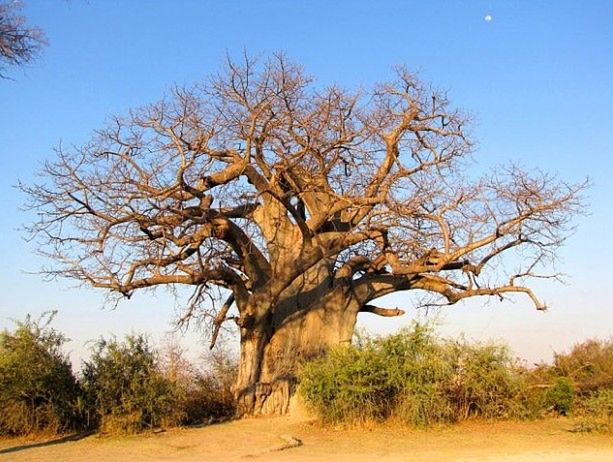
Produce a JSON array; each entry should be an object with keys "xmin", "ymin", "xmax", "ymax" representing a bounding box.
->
[{"xmin": 1, "ymin": 417, "xmax": 611, "ymax": 462}]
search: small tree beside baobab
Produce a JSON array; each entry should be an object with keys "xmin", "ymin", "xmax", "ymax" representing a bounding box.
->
[{"xmin": 23, "ymin": 55, "xmax": 585, "ymax": 416}]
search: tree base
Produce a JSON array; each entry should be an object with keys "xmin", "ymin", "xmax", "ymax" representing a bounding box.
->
[{"xmin": 237, "ymin": 378, "xmax": 295, "ymax": 416}]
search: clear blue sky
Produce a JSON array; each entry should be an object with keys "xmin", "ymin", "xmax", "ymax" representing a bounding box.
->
[{"xmin": 1, "ymin": 0, "xmax": 611, "ymax": 365}]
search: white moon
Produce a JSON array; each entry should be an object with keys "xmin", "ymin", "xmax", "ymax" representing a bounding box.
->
[{"xmin": 484, "ymin": 15, "xmax": 493, "ymax": 22}]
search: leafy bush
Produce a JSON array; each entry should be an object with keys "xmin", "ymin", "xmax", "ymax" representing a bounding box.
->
[
  {"xmin": 0, "ymin": 318, "xmax": 238, "ymax": 436},
  {"xmin": 552, "ymin": 338, "xmax": 613, "ymax": 394},
  {"xmin": 568, "ymin": 389, "xmax": 613, "ymax": 433},
  {"xmin": 379, "ymin": 325, "xmax": 454, "ymax": 425},
  {"xmin": 81, "ymin": 334, "xmax": 184, "ymax": 434},
  {"xmin": 300, "ymin": 339, "xmax": 392, "ymax": 423},
  {"xmin": 0, "ymin": 313, "xmax": 82, "ymax": 435},
  {"xmin": 445, "ymin": 340, "xmax": 527, "ymax": 420},
  {"xmin": 544, "ymin": 377, "xmax": 575, "ymax": 415},
  {"xmin": 585, "ymin": 389, "xmax": 613, "ymax": 421},
  {"xmin": 299, "ymin": 323, "xmax": 529, "ymax": 426}
]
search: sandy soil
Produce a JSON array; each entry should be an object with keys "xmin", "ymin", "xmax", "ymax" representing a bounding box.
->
[{"xmin": 1, "ymin": 417, "xmax": 611, "ymax": 462}]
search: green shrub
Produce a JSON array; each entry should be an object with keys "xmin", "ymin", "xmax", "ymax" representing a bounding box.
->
[
  {"xmin": 575, "ymin": 389, "xmax": 613, "ymax": 432},
  {"xmin": 521, "ymin": 340, "xmax": 613, "ymax": 420},
  {"xmin": 544, "ymin": 377, "xmax": 575, "ymax": 415},
  {"xmin": 553, "ymin": 338, "xmax": 613, "ymax": 394},
  {"xmin": 299, "ymin": 340, "xmax": 392, "ymax": 423},
  {"xmin": 0, "ymin": 312, "xmax": 82, "ymax": 435},
  {"xmin": 446, "ymin": 341, "xmax": 527, "ymax": 420},
  {"xmin": 0, "ymin": 318, "xmax": 237, "ymax": 436},
  {"xmin": 380, "ymin": 325, "xmax": 455, "ymax": 425},
  {"xmin": 394, "ymin": 384, "xmax": 454, "ymax": 426},
  {"xmin": 81, "ymin": 334, "xmax": 184, "ymax": 434},
  {"xmin": 299, "ymin": 324, "xmax": 532, "ymax": 426}
]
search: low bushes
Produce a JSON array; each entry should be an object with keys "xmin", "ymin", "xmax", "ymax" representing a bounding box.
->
[
  {"xmin": 300, "ymin": 324, "xmax": 529, "ymax": 425},
  {"xmin": 550, "ymin": 338, "xmax": 613, "ymax": 432},
  {"xmin": 2, "ymin": 314, "xmax": 611, "ymax": 435},
  {"xmin": 0, "ymin": 313, "xmax": 82, "ymax": 435},
  {"xmin": 299, "ymin": 325, "xmax": 613, "ymax": 427},
  {"xmin": 444, "ymin": 340, "xmax": 528, "ymax": 421},
  {"xmin": 299, "ymin": 336, "xmax": 393, "ymax": 422},
  {"xmin": 543, "ymin": 377, "xmax": 575, "ymax": 416},
  {"xmin": 81, "ymin": 334, "xmax": 237, "ymax": 433},
  {"xmin": 571, "ymin": 388, "xmax": 613, "ymax": 432},
  {"xmin": 0, "ymin": 315, "xmax": 237, "ymax": 436},
  {"xmin": 552, "ymin": 338, "xmax": 613, "ymax": 394},
  {"xmin": 81, "ymin": 334, "xmax": 185, "ymax": 433}
]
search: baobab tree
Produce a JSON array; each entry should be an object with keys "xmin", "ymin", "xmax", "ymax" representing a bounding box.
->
[
  {"xmin": 23, "ymin": 55, "xmax": 584, "ymax": 416},
  {"xmin": 0, "ymin": 1, "xmax": 45, "ymax": 78}
]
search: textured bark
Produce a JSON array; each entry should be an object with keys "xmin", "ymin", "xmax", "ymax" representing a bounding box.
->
[{"xmin": 235, "ymin": 287, "xmax": 359, "ymax": 416}]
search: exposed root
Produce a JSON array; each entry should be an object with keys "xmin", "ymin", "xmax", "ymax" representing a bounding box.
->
[
  {"xmin": 270, "ymin": 434, "xmax": 302, "ymax": 452},
  {"xmin": 242, "ymin": 434, "xmax": 303, "ymax": 458}
]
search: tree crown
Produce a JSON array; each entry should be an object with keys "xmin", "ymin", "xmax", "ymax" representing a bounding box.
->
[{"xmin": 23, "ymin": 54, "xmax": 585, "ymax": 331}]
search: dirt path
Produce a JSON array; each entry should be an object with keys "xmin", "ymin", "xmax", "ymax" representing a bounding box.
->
[{"xmin": 1, "ymin": 417, "xmax": 611, "ymax": 461}]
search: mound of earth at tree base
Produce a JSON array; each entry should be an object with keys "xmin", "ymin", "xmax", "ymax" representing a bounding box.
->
[{"xmin": 1, "ymin": 417, "xmax": 611, "ymax": 461}]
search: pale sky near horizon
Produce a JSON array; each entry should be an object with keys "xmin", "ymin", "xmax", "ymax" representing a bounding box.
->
[{"xmin": 0, "ymin": 0, "xmax": 611, "ymax": 367}]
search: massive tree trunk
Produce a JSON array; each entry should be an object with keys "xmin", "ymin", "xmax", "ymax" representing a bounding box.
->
[{"xmin": 234, "ymin": 267, "xmax": 360, "ymax": 416}]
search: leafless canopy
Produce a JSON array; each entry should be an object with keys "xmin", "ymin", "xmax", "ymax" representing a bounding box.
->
[
  {"xmin": 0, "ymin": 0, "xmax": 45, "ymax": 78},
  {"xmin": 23, "ymin": 54, "xmax": 585, "ymax": 334}
]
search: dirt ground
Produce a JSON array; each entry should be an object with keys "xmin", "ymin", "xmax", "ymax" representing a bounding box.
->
[{"xmin": 1, "ymin": 416, "xmax": 611, "ymax": 462}]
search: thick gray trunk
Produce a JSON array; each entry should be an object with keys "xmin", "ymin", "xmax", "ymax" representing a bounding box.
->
[{"xmin": 235, "ymin": 283, "xmax": 359, "ymax": 416}]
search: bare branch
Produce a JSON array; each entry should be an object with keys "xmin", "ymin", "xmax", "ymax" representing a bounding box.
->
[
  {"xmin": 0, "ymin": 1, "xmax": 46, "ymax": 78},
  {"xmin": 210, "ymin": 293, "xmax": 236, "ymax": 349},
  {"xmin": 22, "ymin": 54, "xmax": 585, "ymax": 336},
  {"xmin": 360, "ymin": 305, "xmax": 406, "ymax": 317}
]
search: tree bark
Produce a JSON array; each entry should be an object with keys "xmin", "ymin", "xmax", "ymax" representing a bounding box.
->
[{"xmin": 234, "ymin": 274, "xmax": 360, "ymax": 416}]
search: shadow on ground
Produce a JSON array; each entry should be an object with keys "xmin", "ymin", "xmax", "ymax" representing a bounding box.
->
[{"xmin": 0, "ymin": 431, "xmax": 94, "ymax": 455}]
